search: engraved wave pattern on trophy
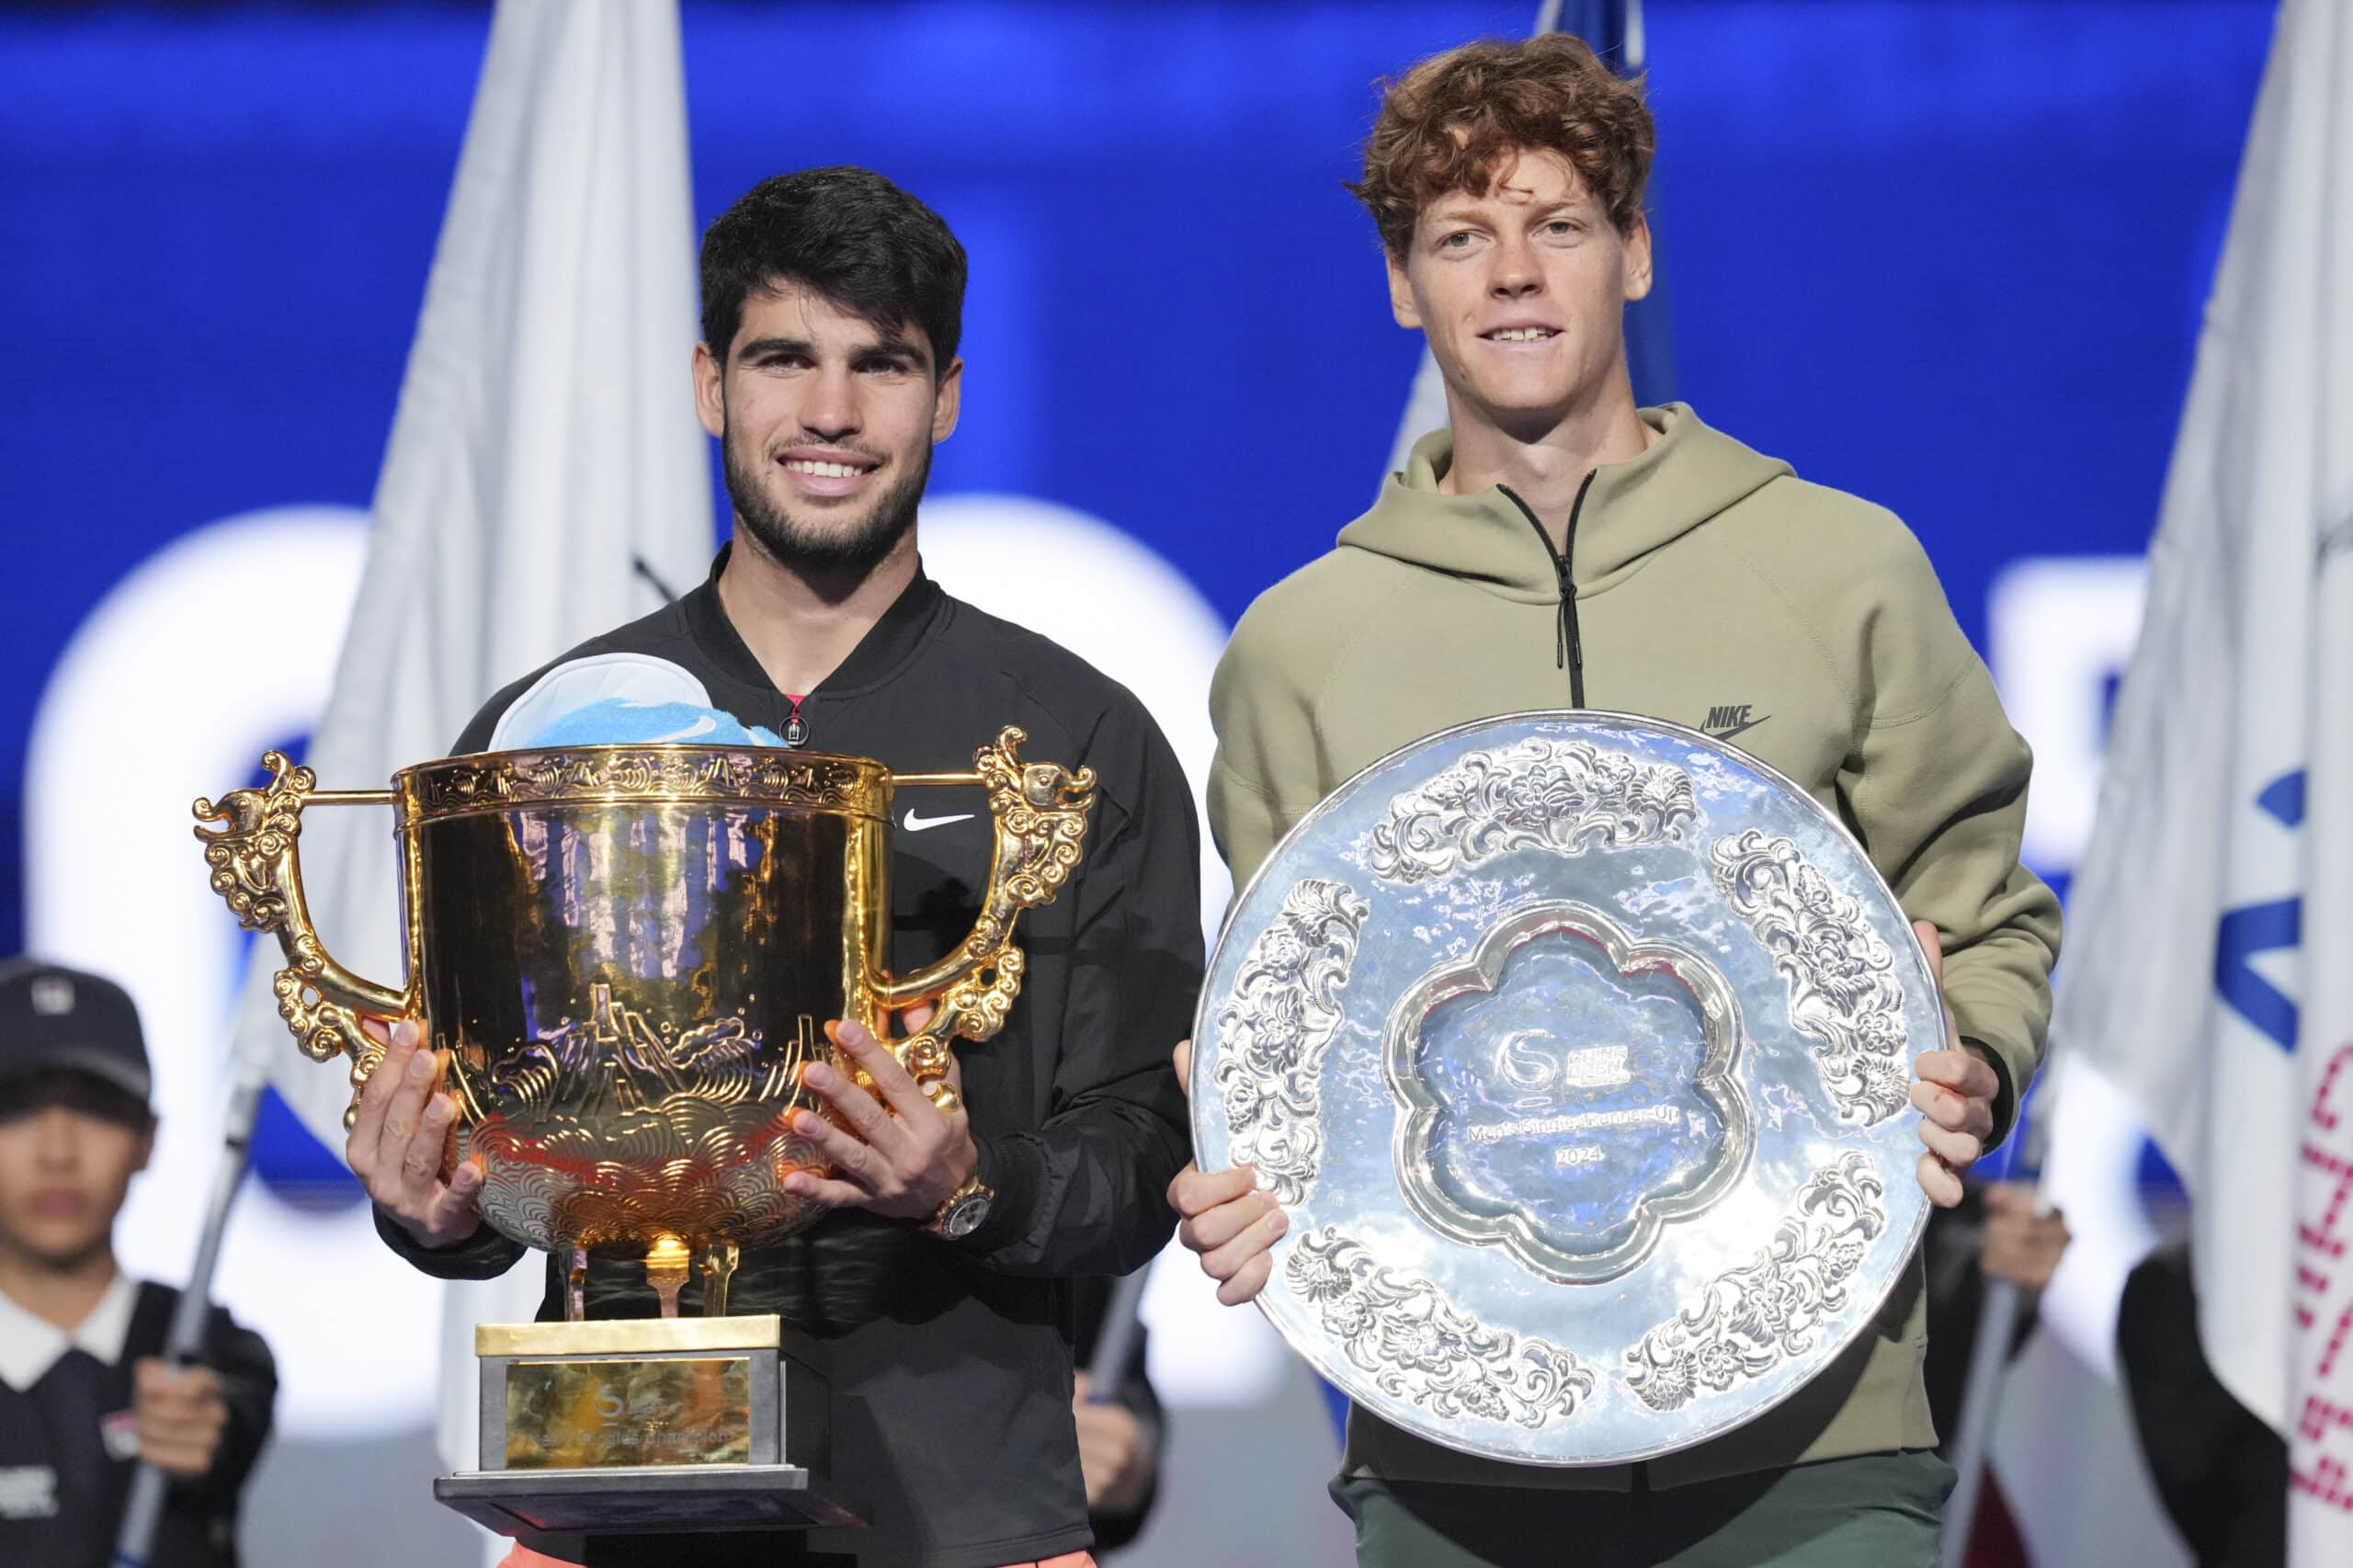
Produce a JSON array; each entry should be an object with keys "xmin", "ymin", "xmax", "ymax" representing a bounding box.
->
[
  {"xmin": 1365, "ymin": 737, "xmax": 1700, "ymax": 884},
  {"xmin": 426, "ymin": 799, "xmax": 846, "ymax": 1253}
]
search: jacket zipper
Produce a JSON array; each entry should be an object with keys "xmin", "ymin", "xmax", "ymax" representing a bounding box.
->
[{"xmin": 1498, "ymin": 473, "xmax": 1595, "ymax": 708}]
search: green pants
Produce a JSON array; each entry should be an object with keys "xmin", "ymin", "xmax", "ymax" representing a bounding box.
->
[{"xmin": 1334, "ymin": 1449, "xmax": 1955, "ymax": 1568}]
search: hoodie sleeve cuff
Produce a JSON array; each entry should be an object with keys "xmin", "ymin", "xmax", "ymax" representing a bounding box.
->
[
  {"xmin": 373, "ymin": 1204, "xmax": 529, "ymax": 1280},
  {"xmin": 1959, "ymin": 1035, "xmax": 2019, "ymax": 1151}
]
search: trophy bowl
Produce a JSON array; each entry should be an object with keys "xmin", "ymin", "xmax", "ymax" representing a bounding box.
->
[{"xmin": 194, "ymin": 726, "xmax": 1095, "ymax": 1296}]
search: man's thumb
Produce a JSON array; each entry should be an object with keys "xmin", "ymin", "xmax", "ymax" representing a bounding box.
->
[{"xmin": 1913, "ymin": 919, "xmax": 1945, "ymax": 985}]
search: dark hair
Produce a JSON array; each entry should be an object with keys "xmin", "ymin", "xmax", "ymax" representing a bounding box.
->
[
  {"xmin": 1351, "ymin": 33, "xmax": 1654, "ymax": 256},
  {"xmin": 699, "ymin": 166, "xmax": 967, "ymax": 374}
]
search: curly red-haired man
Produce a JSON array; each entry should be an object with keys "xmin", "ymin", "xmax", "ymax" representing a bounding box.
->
[{"xmin": 1173, "ymin": 34, "xmax": 2060, "ymax": 1568}]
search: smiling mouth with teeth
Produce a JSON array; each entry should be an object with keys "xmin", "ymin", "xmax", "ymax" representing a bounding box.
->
[
  {"xmin": 782, "ymin": 459, "xmax": 875, "ymax": 478},
  {"xmin": 1485, "ymin": 327, "xmax": 1558, "ymax": 343}
]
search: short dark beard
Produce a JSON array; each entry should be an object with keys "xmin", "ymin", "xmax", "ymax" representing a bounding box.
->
[{"xmin": 722, "ymin": 426, "xmax": 929, "ymax": 583}]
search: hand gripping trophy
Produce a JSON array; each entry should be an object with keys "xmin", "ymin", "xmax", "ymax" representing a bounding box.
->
[{"xmin": 193, "ymin": 727, "xmax": 1094, "ymax": 1540}]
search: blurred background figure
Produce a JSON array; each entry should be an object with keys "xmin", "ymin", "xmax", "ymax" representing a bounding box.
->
[
  {"xmin": 1073, "ymin": 1276, "xmax": 1164, "ymax": 1556},
  {"xmin": 1924, "ymin": 1180, "xmax": 2073, "ymax": 1568},
  {"xmin": 2116, "ymin": 1242, "xmax": 2290, "ymax": 1568},
  {"xmin": 0, "ymin": 961, "xmax": 276, "ymax": 1568}
]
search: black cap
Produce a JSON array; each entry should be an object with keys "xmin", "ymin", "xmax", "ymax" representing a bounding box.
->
[{"xmin": 0, "ymin": 960, "xmax": 152, "ymax": 1106}]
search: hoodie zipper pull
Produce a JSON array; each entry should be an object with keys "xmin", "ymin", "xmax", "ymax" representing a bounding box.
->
[
  {"xmin": 1554, "ymin": 572, "xmax": 1574, "ymax": 671},
  {"xmin": 1499, "ymin": 478, "xmax": 1594, "ymax": 710},
  {"xmin": 1557, "ymin": 557, "xmax": 1584, "ymax": 687},
  {"xmin": 783, "ymin": 696, "xmax": 808, "ymax": 748}
]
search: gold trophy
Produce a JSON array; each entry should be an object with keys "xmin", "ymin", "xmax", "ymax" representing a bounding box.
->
[{"xmin": 192, "ymin": 728, "xmax": 1095, "ymax": 1553}]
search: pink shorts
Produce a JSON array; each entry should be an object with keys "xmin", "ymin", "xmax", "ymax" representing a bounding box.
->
[{"xmin": 500, "ymin": 1549, "xmax": 1095, "ymax": 1568}]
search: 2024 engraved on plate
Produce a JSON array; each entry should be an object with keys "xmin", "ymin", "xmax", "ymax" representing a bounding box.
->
[{"xmin": 1190, "ymin": 713, "xmax": 1941, "ymax": 1466}]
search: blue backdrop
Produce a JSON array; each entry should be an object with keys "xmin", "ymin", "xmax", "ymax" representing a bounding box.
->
[{"xmin": 0, "ymin": 0, "xmax": 2272, "ymax": 1160}]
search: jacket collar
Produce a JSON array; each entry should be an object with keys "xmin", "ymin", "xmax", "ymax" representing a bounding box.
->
[
  {"xmin": 685, "ymin": 542, "xmax": 949, "ymax": 699},
  {"xmin": 0, "ymin": 1269, "xmax": 138, "ymax": 1391},
  {"xmin": 1336, "ymin": 403, "xmax": 1791, "ymax": 602}
]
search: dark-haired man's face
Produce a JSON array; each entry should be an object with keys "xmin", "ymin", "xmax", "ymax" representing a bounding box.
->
[
  {"xmin": 694, "ymin": 284, "xmax": 961, "ymax": 581},
  {"xmin": 0, "ymin": 1075, "xmax": 153, "ymax": 1270},
  {"xmin": 1389, "ymin": 149, "xmax": 1652, "ymax": 442}
]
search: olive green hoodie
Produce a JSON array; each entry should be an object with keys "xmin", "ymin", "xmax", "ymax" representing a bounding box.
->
[{"xmin": 1207, "ymin": 403, "xmax": 2060, "ymax": 1489}]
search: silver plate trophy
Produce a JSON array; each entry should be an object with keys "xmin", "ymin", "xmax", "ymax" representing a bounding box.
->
[{"xmin": 1189, "ymin": 711, "xmax": 1939, "ymax": 1466}]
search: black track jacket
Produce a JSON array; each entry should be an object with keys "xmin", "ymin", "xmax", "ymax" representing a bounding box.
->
[{"xmin": 377, "ymin": 547, "xmax": 1201, "ymax": 1568}]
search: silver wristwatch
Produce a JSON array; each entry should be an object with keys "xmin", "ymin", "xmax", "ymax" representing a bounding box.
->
[{"xmin": 928, "ymin": 1175, "xmax": 995, "ymax": 1239}]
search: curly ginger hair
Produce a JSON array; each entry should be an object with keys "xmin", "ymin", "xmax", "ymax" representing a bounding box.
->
[{"xmin": 1349, "ymin": 33, "xmax": 1654, "ymax": 256}]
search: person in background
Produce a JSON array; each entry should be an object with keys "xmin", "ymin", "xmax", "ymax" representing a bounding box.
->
[
  {"xmin": 2116, "ymin": 1240, "xmax": 2287, "ymax": 1568},
  {"xmin": 1922, "ymin": 1180, "xmax": 2072, "ymax": 1567},
  {"xmin": 0, "ymin": 960, "xmax": 276, "ymax": 1568},
  {"xmin": 1922, "ymin": 1181, "xmax": 2071, "ymax": 1440},
  {"xmin": 1072, "ymin": 1275, "xmax": 1163, "ymax": 1555}
]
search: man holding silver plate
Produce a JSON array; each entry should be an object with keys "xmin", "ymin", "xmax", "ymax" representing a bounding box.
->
[{"xmin": 1172, "ymin": 33, "xmax": 2060, "ymax": 1568}]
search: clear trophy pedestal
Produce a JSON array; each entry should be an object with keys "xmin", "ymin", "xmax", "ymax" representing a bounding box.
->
[{"xmin": 432, "ymin": 1314, "xmax": 863, "ymax": 1566}]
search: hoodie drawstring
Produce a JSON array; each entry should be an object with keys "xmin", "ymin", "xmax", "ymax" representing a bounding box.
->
[{"xmin": 1501, "ymin": 473, "xmax": 1596, "ymax": 709}]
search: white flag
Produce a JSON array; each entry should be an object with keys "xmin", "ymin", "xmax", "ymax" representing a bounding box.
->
[
  {"xmin": 224, "ymin": 0, "xmax": 712, "ymax": 1489},
  {"xmin": 2050, "ymin": 0, "xmax": 2353, "ymax": 1555}
]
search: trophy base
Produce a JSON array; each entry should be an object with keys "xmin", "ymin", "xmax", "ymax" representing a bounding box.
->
[
  {"xmin": 435, "ymin": 1463, "xmax": 864, "ymax": 1563},
  {"xmin": 438, "ymin": 1312, "xmax": 858, "ymax": 1562}
]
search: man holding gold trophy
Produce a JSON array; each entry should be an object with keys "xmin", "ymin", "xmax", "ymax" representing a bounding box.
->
[
  {"xmin": 196, "ymin": 167, "xmax": 1199, "ymax": 1568},
  {"xmin": 1173, "ymin": 33, "xmax": 2062, "ymax": 1568}
]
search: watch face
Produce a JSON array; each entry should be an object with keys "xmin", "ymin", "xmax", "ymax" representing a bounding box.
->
[{"xmin": 942, "ymin": 1193, "xmax": 991, "ymax": 1238}]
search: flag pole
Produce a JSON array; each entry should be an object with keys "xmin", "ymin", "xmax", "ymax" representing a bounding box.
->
[
  {"xmin": 1937, "ymin": 1086, "xmax": 2053, "ymax": 1568},
  {"xmin": 1939, "ymin": 1282, "xmax": 2024, "ymax": 1568},
  {"xmin": 110, "ymin": 1062, "xmax": 267, "ymax": 1568},
  {"xmin": 1084, "ymin": 1267, "xmax": 1153, "ymax": 1401}
]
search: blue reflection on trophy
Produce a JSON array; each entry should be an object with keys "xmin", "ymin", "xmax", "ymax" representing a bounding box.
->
[{"xmin": 1386, "ymin": 902, "xmax": 1753, "ymax": 1284}]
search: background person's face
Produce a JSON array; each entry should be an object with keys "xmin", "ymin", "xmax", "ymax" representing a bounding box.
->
[
  {"xmin": 0, "ymin": 1091, "xmax": 152, "ymax": 1269},
  {"xmin": 1391, "ymin": 149, "xmax": 1652, "ymax": 441},
  {"xmin": 694, "ymin": 283, "xmax": 962, "ymax": 578}
]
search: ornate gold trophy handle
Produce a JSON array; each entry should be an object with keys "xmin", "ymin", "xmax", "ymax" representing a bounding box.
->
[
  {"xmin": 880, "ymin": 727, "xmax": 1097, "ymax": 1113},
  {"xmin": 192, "ymin": 751, "xmax": 411, "ymax": 1128}
]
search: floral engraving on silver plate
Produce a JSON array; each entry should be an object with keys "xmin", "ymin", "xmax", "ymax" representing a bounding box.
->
[
  {"xmin": 1711, "ymin": 829, "xmax": 1911, "ymax": 1124},
  {"xmin": 1287, "ymin": 1227, "xmax": 1596, "ymax": 1428},
  {"xmin": 1622, "ymin": 1152, "xmax": 1887, "ymax": 1411},
  {"xmin": 1212, "ymin": 879, "xmax": 1370, "ymax": 1204},
  {"xmin": 1368, "ymin": 738, "xmax": 1698, "ymax": 883}
]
